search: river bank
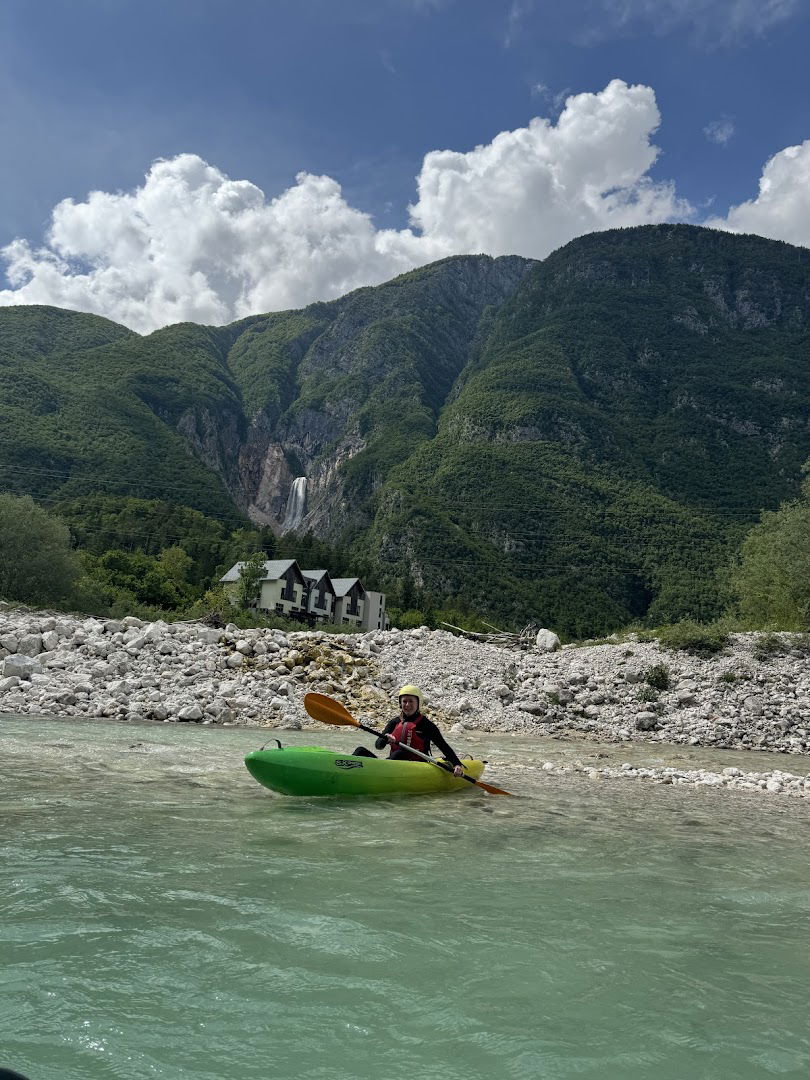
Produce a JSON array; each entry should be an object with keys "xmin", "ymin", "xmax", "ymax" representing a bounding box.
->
[{"xmin": 2, "ymin": 604, "xmax": 809, "ymax": 797}]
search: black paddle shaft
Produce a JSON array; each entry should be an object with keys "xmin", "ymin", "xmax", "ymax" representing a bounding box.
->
[{"xmin": 354, "ymin": 719, "xmax": 477, "ymax": 785}]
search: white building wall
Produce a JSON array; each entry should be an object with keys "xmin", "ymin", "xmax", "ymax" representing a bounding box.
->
[
  {"xmin": 362, "ymin": 591, "xmax": 388, "ymax": 631},
  {"xmin": 334, "ymin": 594, "xmax": 364, "ymax": 627},
  {"xmin": 259, "ymin": 579, "xmax": 303, "ymax": 614}
]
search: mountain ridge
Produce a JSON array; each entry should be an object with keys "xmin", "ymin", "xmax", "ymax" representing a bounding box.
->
[{"xmin": 1, "ymin": 226, "xmax": 809, "ymax": 634}]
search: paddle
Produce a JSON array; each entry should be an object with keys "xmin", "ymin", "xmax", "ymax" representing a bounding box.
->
[{"xmin": 303, "ymin": 692, "xmax": 514, "ymax": 796}]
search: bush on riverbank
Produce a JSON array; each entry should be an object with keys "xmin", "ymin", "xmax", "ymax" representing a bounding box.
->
[{"xmin": 655, "ymin": 620, "xmax": 730, "ymax": 657}]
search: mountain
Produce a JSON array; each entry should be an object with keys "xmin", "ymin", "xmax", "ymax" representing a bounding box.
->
[{"xmin": 1, "ymin": 226, "xmax": 809, "ymax": 635}]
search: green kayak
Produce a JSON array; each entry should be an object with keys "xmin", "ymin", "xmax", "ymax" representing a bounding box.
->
[{"xmin": 244, "ymin": 745, "xmax": 486, "ymax": 797}]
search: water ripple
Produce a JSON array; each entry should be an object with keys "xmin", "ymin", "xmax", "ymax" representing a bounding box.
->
[{"xmin": 2, "ymin": 714, "xmax": 810, "ymax": 1079}]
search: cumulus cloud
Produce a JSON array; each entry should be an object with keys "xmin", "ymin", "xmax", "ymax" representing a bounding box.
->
[
  {"xmin": 408, "ymin": 80, "xmax": 689, "ymax": 257},
  {"xmin": 0, "ymin": 80, "xmax": 691, "ymax": 332},
  {"xmin": 707, "ymin": 141, "xmax": 810, "ymax": 246}
]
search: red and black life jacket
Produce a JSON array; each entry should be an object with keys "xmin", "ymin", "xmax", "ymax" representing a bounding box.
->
[{"xmin": 389, "ymin": 713, "xmax": 428, "ymax": 759}]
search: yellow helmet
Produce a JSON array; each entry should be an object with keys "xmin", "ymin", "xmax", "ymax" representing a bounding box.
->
[{"xmin": 398, "ymin": 684, "xmax": 423, "ymax": 708}]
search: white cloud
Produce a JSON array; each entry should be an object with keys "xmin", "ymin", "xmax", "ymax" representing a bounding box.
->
[
  {"xmin": 594, "ymin": 0, "xmax": 799, "ymax": 45},
  {"xmin": 504, "ymin": 0, "xmax": 533, "ymax": 47},
  {"xmin": 707, "ymin": 141, "xmax": 810, "ymax": 246},
  {"xmin": 408, "ymin": 80, "xmax": 690, "ymax": 257},
  {"xmin": 703, "ymin": 118, "xmax": 735, "ymax": 145},
  {"xmin": 0, "ymin": 80, "xmax": 692, "ymax": 332}
]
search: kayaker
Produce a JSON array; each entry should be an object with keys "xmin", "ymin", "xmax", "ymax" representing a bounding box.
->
[{"xmin": 353, "ymin": 685, "xmax": 465, "ymax": 776}]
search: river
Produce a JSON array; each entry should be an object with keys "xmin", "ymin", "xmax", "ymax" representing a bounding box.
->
[{"xmin": 2, "ymin": 713, "xmax": 809, "ymax": 1079}]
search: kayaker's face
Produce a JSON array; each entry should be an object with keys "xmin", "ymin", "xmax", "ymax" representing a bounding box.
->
[{"xmin": 399, "ymin": 695, "xmax": 419, "ymax": 716}]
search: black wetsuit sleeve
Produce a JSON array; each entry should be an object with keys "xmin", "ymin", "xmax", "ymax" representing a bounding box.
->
[
  {"xmin": 375, "ymin": 718, "xmax": 396, "ymax": 750},
  {"xmin": 421, "ymin": 718, "xmax": 462, "ymax": 767}
]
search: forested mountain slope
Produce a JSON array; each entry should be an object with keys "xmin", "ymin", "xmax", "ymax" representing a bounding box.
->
[{"xmin": 1, "ymin": 227, "xmax": 808, "ymax": 634}]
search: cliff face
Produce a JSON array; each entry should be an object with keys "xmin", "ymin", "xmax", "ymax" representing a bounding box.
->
[
  {"xmin": 225, "ymin": 254, "xmax": 533, "ymax": 532},
  {"xmin": 2, "ymin": 226, "xmax": 810, "ymax": 633}
]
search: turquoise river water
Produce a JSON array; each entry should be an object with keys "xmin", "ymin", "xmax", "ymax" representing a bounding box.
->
[{"xmin": 2, "ymin": 713, "xmax": 810, "ymax": 1080}]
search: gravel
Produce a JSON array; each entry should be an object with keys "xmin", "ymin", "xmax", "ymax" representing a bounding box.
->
[{"xmin": 3, "ymin": 605, "xmax": 809, "ymax": 798}]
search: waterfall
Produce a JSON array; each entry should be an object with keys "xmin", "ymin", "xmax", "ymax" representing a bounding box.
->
[{"xmin": 282, "ymin": 476, "xmax": 307, "ymax": 533}]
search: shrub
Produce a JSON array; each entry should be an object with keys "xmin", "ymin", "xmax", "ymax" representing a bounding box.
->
[
  {"xmin": 753, "ymin": 634, "xmax": 785, "ymax": 662},
  {"xmin": 636, "ymin": 685, "xmax": 660, "ymax": 702},
  {"xmin": 656, "ymin": 620, "xmax": 729, "ymax": 657},
  {"xmin": 643, "ymin": 663, "xmax": 671, "ymax": 691}
]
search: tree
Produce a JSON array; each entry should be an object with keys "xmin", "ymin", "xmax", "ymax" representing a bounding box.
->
[
  {"xmin": 156, "ymin": 546, "xmax": 194, "ymax": 593},
  {"xmin": 728, "ymin": 477, "xmax": 810, "ymax": 630},
  {"xmin": 237, "ymin": 551, "xmax": 267, "ymax": 610},
  {"xmin": 0, "ymin": 494, "xmax": 80, "ymax": 604}
]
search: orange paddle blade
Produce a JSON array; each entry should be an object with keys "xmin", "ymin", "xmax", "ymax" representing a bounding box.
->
[{"xmin": 304, "ymin": 693, "xmax": 362, "ymax": 727}]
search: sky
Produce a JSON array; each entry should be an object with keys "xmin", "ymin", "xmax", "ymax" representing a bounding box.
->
[{"xmin": 1, "ymin": 0, "xmax": 810, "ymax": 332}]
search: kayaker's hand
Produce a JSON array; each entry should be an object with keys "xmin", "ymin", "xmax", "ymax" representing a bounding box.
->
[{"xmin": 453, "ymin": 765, "xmax": 464, "ymax": 777}]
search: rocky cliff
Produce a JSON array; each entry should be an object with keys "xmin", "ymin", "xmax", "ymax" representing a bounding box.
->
[{"xmin": 2, "ymin": 226, "xmax": 810, "ymax": 633}]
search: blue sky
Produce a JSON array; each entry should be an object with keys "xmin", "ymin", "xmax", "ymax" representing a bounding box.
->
[{"xmin": 1, "ymin": 0, "xmax": 809, "ymax": 330}]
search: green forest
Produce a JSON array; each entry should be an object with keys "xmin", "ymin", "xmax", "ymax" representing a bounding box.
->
[{"xmin": 1, "ymin": 225, "xmax": 810, "ymax": 637}]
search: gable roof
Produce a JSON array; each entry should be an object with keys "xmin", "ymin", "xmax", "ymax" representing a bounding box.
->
[
  {"xmin": 331, "ymin": 577, "xmax": 366, "ymax": 598},
  {"xmin": 301, "ymin": 569, "xmax": 335, "ymax": 590},
  {"xmin": 220, "ymin": 559, "xmax": 301, "ymax": 584}
]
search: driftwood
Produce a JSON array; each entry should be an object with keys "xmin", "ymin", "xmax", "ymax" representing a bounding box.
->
[
  {"xmin": 441, "ymin": 621, "xmax": 539, "ymax": 650},
  {"xmin": 185, "ymin": 610, "xmax": 226, "ymax": 628}
]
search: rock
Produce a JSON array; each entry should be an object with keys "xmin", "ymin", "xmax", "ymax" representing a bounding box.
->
[
  {"xmin": 517, "ymin": 701, "xmax": 546, "ymax": 716},
  {"xmin": 0, "ymin": 675, "xmax": 21, "ymax": 691},
  {"xmin": 676, "ymin": 689, "xmax": 697, "ymax": 706},
  {"xmin": 635, "ymin": 712, "xmax": 660, "ymax": 731},
  {"xmin": 177, "ymin": 704, "xmax": 204, "ymax": 722},
  {"xmin": 226, "ymin": 653, "xmax": 245, "ymax": 668},
  {"xmin": 3, "ymin": 654, "xmax": 43, "ymax": 679},
  {"xmin": 17, "ymin": 634, "xmax": 43, "ymax": 657},
  {"xmin": 0, "ymin": 633, "xmax": 19, "ymax": 653},
  {"xmin": 534, "ymin": 629, "xmax": 561, "ymax": 653}
]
